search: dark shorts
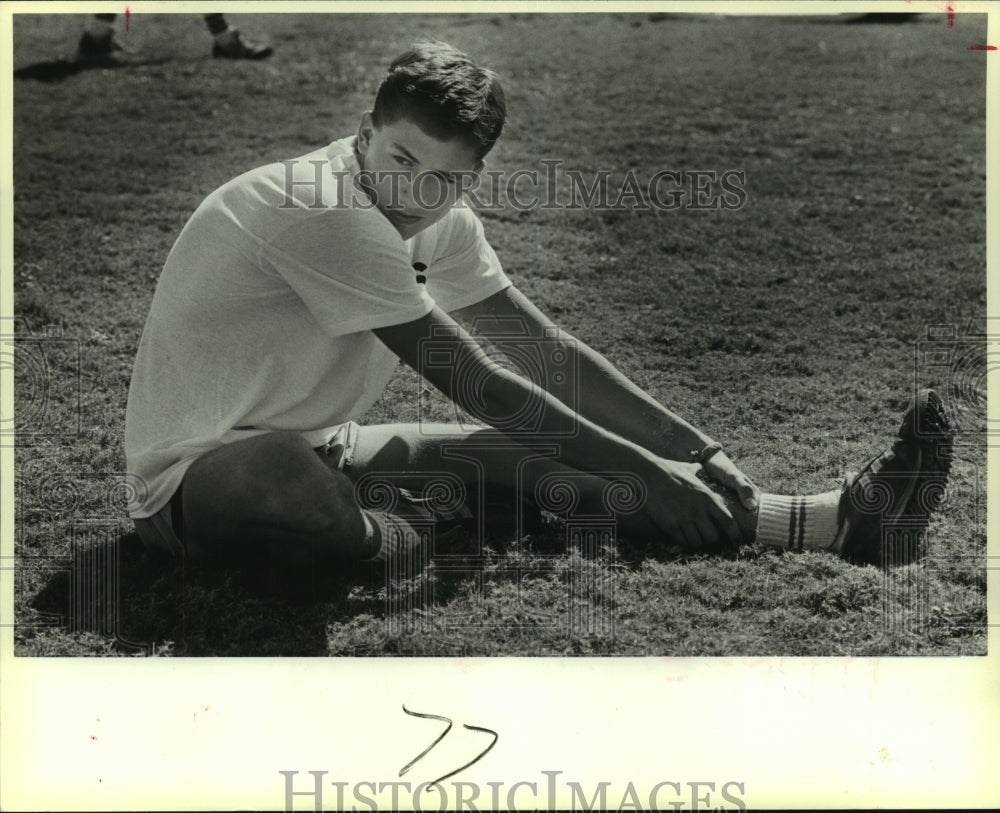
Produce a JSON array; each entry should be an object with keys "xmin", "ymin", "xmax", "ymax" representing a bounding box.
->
[{"xmin": 132, "ymin": 421, "xmax": 360, "ymax": 559}]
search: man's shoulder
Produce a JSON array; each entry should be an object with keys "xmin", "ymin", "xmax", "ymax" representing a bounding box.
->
[
  {"xmin": 199, "ymin": 138, "xmax": 400, "ymax": 247},
  {"xmin": 446, "ymin": 201, "xmax": 486, "ymax": 228},
  {"xmin": 278, "ymin": 137, "xmax": 357, "ymax": 176},
  {"xmin": 433, "ymin": 202, "xmax": 488, "ymax": 247},
  {"xmin": 217, "ymin": 138, "xmax": 357, "ymax": 202}
]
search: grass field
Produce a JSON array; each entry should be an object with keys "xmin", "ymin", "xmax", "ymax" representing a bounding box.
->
[{"xmin": 10, "ymin": 11, "xmax": 988, "ymax": 656}]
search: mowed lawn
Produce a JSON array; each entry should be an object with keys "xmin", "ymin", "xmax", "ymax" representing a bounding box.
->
[{"xmin": 11, "ymin": 12, "xmax": 987, "ymax": 656}]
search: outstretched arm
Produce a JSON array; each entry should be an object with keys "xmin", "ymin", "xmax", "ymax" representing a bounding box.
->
[
  {"xmin": 374, "ymin": 305, "xmax": 742, "ymax": 548},
  {"xmin": 452, "ymin": 286, "xmax": 759, "ymax": 510}
]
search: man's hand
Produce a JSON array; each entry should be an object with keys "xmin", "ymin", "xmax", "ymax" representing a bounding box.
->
[
  {"xmin": 700, "ymin": 451, "xmax": 760, "ymax": 512},
  {"xmin": 640, "ymin": 458, "xmax": 743, "ymax": 549}
]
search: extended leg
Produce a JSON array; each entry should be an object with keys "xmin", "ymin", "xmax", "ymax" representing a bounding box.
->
[
  {"xmin": 176, "ymin": 389, "xmax": 952, "ymax": 570},
  {"xmin": 343, "ymin": 422, "xmax": 758, "ymax": 546},
  {"xmin": 343, "ymin": 387, "xmax": 954, "ymax": 564}
]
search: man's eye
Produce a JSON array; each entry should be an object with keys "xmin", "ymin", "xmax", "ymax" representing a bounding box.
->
[{"xmin": 395, "ymin": 155, "xmax": 413, "ymax": 168}]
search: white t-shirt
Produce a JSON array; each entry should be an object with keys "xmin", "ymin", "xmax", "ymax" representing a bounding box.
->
[{"xmin": 125, "ymin": 138, "xmax": 510, "ymax": 518}]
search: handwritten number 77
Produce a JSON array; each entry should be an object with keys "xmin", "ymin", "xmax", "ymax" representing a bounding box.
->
[{"xmin": 400, "ymin": 705, "xmax": 499, "ymax": 786}]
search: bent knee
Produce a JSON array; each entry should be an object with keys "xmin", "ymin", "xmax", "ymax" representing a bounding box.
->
[
  {"xmin": 185, "ymin": 476, "xmax": 369, "ymax": 563},
  {"xmin": 239, "ymin": 459, "xmax": 366, "ymax": 547},
  {"xmin": 293, "ymin": 486, "xmax": 367, "ymax": 546},
  {"xmin": 187, "ymin": 431, "xmax": 317, "ymax": 483},
  {"xmin": 236, "ymin": 431, "xmax": 319, "ymax": 478},
  {"xmin": 183, "ymin": 431, "xmax": 370, "ymax": 558}
]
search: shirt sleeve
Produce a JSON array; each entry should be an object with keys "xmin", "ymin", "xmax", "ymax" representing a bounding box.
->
[
  {"xmin": 259, "ymin": 206, "xmax": 435, "ymax": 337},
  {"xmin": 423, "ymin": 205, "xmax": 512, "ymax": 312}
]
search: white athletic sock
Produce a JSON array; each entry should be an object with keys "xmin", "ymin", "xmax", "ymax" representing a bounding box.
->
[
  {"xmin": 754, "ymin": 490, "xmax": 842, "ymax": 552},
  {"xmin": 361, "ymin": 510, "xmax": 428, "ymax": 563}
]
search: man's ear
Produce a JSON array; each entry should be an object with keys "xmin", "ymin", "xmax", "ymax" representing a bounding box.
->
[
  {"xmin": 356, "ymin": 112, "xmax": 375, "ymax": 155},
  {"xmin": 473, "ymin": 158, "xmax": 487, "ymax": 175}
]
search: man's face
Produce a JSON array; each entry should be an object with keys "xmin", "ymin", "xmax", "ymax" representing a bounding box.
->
[{"xmin": 355, "ymin": 112, "xmax": 484, "ymax": 239}]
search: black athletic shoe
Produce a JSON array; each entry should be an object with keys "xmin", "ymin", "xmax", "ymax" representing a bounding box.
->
[
  {"xmin": 212, "ymin": 30, "xmax": 273, "ymax": 60},
  {"xmin": 832, "ymin": 389, "xmax": 953, "ymax": 566},
  {"xmin": 354, "ymin": 475, "xmax": 476, "ymax": 560},
  {"xmin": 77, "ymin": 31, "xmax": 134, "ymax": 65}
]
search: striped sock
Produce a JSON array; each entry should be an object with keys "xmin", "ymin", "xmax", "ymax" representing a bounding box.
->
[
  {"xmin": 361, "ymin": 510, "xmax": 430, "ymax": 563},
  {"xmin": 754, "ymin": 490, "xmax": 842, "ymax": 552}
]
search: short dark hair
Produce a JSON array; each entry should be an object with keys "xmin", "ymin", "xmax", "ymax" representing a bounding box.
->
[{"xmin": 372, "ymin": 41, "xmax": 506, "ymax": 160}]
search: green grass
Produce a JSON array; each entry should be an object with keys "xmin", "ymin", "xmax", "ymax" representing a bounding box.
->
[{"xmin": 11, "ymin": 12, "xmax": 987, "ymax": 656}]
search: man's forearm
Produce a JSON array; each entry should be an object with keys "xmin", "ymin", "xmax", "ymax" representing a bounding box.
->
[
  {"xmin": 476, "ymin": 361, "xmax": 660, "ymax": 477},
  {"xmin": 548, "ymin": 332, "xmax": 716, "ymax": 462},
  {"xmin": 473, "ymin": 358, "xmax": 741, "ymax": 547},
  {"xmin": 453, "ymin": 286, "xmax": 717, "ymax": 461}
]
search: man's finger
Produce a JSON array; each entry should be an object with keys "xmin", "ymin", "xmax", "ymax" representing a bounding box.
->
[
  {"xmin": 738, "ymin": 482, "xmax": 759, "ymax": 512},
  {"xmin": 718, "ymin": 513, "xmax": 742, "ymax": 546},
  {"xmin": 704, "ymin": 461, "xmax": 738, "ymax": 492},
  {"xmin": 705, "ymin": 493, "xmax": 740, "ymax": 546},
  {"xmin": 708, "ymin": 459, "xmax": 759, "ymax": 513}
]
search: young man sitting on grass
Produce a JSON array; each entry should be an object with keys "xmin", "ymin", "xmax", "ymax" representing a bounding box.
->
[{"xmin": 125, "ymin": 41, "xmax": 952, "ymax": 575}]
